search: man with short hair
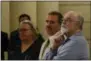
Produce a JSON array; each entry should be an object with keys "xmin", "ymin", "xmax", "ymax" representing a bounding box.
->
[
  {"xmin": 39, "ymin": 11, "xmax": 63, "ymax": 59},
  {"xmin": 41, "ymin": 11, "xmax": 89, "ymax": 60}
]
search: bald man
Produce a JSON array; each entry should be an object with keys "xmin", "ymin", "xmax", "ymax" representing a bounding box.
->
[{"xmin": 43, "ymin": 11, "xmax": 89, "ymax": 60}]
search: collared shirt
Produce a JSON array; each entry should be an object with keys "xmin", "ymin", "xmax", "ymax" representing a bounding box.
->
[{"xmin": 43, "ymin": 31, "xmax": 89, "ymax": 60}]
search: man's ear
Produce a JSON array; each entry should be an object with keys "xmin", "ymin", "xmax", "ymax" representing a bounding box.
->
[{"xmin": 76, "ymin": 22, "xmax": 80, "ymax": 29}]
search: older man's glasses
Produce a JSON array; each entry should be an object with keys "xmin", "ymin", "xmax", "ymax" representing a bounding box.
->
[{"xmin": 63, "ymin": 18, "xmax": 77, "ymax": 23}]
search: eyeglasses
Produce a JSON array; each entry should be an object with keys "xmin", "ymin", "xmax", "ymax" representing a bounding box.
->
[
  {"xmin": 63, "ymin": 18, "xmax": 77, "ymax": 23},
  {"xmin": 18, "ymin": 29, "xmax": 31, "ymax": 32}
]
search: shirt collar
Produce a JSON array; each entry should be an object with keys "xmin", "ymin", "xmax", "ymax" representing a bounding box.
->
[
  {"xmin": 69, "ymin": 31, "xmax": 83, "ymax": 40},
  {"xmin": 62, "ymin": 31, "xmax": 82, "ymax": 45}
]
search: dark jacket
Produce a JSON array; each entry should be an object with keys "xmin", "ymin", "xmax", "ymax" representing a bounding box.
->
[
  {"xmin": 8, "ymin": 34, "xmax": 44, "ymax": 60},
  {"xmin": 9, "ymin": 29, "xmax": 21, "ymax": 50},
  {"xmin": 1, "ymin": 31, "xmax": 9, "ymax": 60},
  {"xmin": 10, "ymin": 29, "xmax": 44, "ymax": 51}
]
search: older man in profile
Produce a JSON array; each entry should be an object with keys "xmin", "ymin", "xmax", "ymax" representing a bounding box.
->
[{"xmin": 43, "ymin": 11, "xmax": 89, "ymax": 60}]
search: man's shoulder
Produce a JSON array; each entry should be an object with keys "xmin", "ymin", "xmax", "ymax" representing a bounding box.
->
[
  {"xmin": 37, "ymin": 33, "xmax": 45, "ymax": 42},
  {"xmin": 58, "ymin": 35, "xmax": 88, "ymax": 52},
  {"xmin": 71, "ymin": 35, "xmax": 88, "ymax": 46},
  {"xmin": 1, "ymin": 31, "xmax": 8, "ymax": 36},
  {"xmin": 40, "ymin": 40, "xmax": 49, "ymax": 53},
  {"xmin": 41, "ymin": 40, "xmax": 49, "ymax": 47},
  {"xmin": 11, "ymin": 29, "xmax": 19, "ymax": 35},
  {"xmin": 11, "ymin": 29, "xmax": 18, "ymax": 33}
]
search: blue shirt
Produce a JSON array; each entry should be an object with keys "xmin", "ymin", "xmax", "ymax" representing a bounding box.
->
[{"xmin": 43, "ymin": 31, "xmax": 89, "ymax": 60}]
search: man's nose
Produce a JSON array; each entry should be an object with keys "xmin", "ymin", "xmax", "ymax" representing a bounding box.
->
[{"xmin": 46, "ymin": 22, "xmax": 51, "ymax": 27}]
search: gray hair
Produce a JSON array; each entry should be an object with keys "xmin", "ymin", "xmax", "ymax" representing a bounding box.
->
[
  {"xmin": 20, "ymin": 20, "xmax": 37, "ymax": 36},
  {"xmin": 65, "ymin": 11, "xmax": 84, "ymax": 30},
  {"xmin": 77, "ymin": 15, "xmax": 84, "ymax": 30}
]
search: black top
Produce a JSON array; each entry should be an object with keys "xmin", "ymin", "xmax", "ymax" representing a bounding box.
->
[
  {"xmin": 9, "ymin": 29, "xmax": 21, "ymax": 50},
  {"xmin": 1, "ymin": 31, "xmax": 9, "ymax": 60},
  {"xmin": 8, "ymin": 35, "xmax": 44, "ymax": 60},
  {"xmin": 9, "ymin": 29, "xmax": 44, "ymax": 51}
]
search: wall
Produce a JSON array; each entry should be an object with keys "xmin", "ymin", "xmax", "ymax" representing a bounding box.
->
[
  {"xmin": 10, "ymin": 1, "xmax": 37, "ymax": 32},
  {"xmin": 1, "ymin": 2, "xmax": 10, "ymax": 35},
  {"xmin": 1, "ymin": 1, "xmax": 91, "ymax": 42},
  {"xmin": 37, "ymin": 1, "xmax": 59, "ymax": 39},
  {"xmin": 59, "ymin": 1, "xmax": 91, "ymax": 45},
  {"xmin": 1, "ymin": 1, "xmax": 59, "ymax": 40}
]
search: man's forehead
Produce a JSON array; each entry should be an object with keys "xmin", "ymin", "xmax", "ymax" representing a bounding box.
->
[
  {"xmin": 64, "ymin": 11, "xmax": 78, "ymax": 17},
  {"xmin": 48, "ymin": 15, "xmax": 58, "ymax": 17},
  {"xmin": 64, "ymin": 12, "xmax": 78, "ymax": 20},
  {"xmin": 47, "ymin": 15, "xmax": 58, "ymax": 20}
]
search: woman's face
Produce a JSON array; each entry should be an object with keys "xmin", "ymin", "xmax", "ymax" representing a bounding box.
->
[{"xmin": 19, "ymin": 23, "xmax": 33, "ymax": 41}]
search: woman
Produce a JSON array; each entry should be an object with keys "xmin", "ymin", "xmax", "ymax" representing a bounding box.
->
[{"xmin": 8, "ymin": 21, "xmax": 44, "ymax": 60}]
